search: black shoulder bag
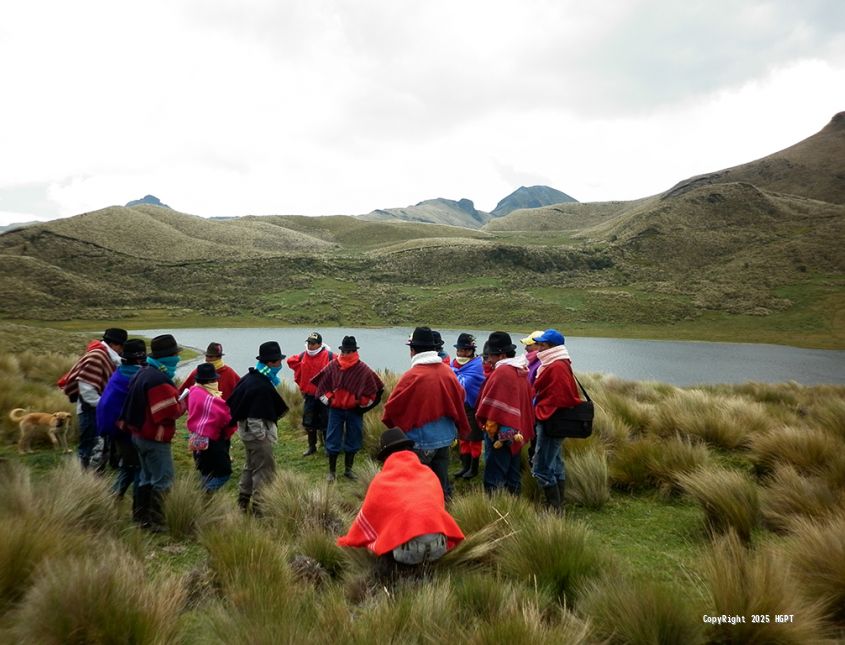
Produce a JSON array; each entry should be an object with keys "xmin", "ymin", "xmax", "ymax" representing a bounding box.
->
[{"xmin": 542, "ymin": 375, "xmax": 594, "ymax": 439}]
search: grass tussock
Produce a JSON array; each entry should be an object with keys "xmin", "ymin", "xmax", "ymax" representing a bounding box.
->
[
  {"xmin": 0, "ymin": 459, "xmax": 35, "ymax": 517},
  {"xmin": 598, "ymin": 390, "xmax": 656, "ymax": 435},
  {"xmin": 565, "ymin": 449, "xmax": 610, "ymax": 508},
  {"xmin": 163, "ymin": 474, "xmax": 233, "ymax": 540},
  {"xmin": 749, "ymin": 425, "xmax": 841, "ymax": 477},
  {"xmin": 784, "ymin": 513, "xmax": 845, "ymax": 622},
  {"xmin": 260, "ymin": 469, "xmax": 350, "ymax": 537},
  {"xmin": 701, "ymin": 532, "xmax": 830, "ymax": 643},
  {"xmin": 608, "ymin": 438, "xmax": 660, "ymax": 491},
  {"xmin": 647, "ymin": 434, "xmax": 712, "ymax": 496},
  {"xmin": 580, "ymin": 574, "xmax": 705, "ymax": 645},
  {"xmin": 677, "ymin": 467, "xmax": 759, "ymax": 542},
  {"xmin": 653, "ymin": 390, "xmax": 756, "ymax": 449},
  {"xmin": 448, "ymin": 489, "xmax": 537, "ymax": 536},
  {"xmin": 9, "ymin": 548, "xmax": 185, "ymax": 645},
  {"xmin": 760, "ymin": 464, "xmax": 842, "ymax": 532},
  {"xmin": 805, "ymin": 394, "xmax": 845, "ymax": 440},
  {"xmin": 500, "ymin": 515, "xmax": 609, "ymax": 604},
  {"xmin": 34, "ymin": 458, "xmax": 121, "ymax": 533},
  {"xmin": 295, "ymin": 528, "xmax": 351, "ymax": 582}
]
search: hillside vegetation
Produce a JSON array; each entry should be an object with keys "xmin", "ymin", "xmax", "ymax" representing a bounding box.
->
[{"xmin": 0, "ymin": 114, "xmax": 843, "ymax": 348}]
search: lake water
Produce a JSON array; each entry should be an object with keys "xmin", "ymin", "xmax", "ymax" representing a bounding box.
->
[{"xmin": 130, "ymin": 327, "xmax": 845, "ymax": 387}]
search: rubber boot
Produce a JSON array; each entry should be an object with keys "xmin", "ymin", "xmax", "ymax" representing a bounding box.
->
[
  {"xmin": 462, "ymin": 457, "xmax": 480, "ymax": 479},
  {"xmin": 453, "ymin": 453, "xmax": 471, "ymax": 479},
  {"xmin": 237, "ymin": 492, "xmax": 251, "ymax": 514},
  {"xmin": 302, "ymin": 429, "xmax": 317, "ymax": 456},
  {"xmin": 327, "ymin": 453, "xmax": 338, "ymax": 482},
  {"xmin": 133, "ymin": 484, "xmax": 151, "ymax": 526},
  {"xmin": 147, "ymin": 489, "xmax": 167, "ymax": 533},
  {"xmin": 543, "ymin": 484, "xmax": 561, "ymax": 513},
  {"xmin": 344, "ymin": 452, "xmax": 357, "ymax": 480}
]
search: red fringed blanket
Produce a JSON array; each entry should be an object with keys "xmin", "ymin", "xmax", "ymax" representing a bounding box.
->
[
  {"xmin": 475, "ymin": 363, "xmax": 535, "ymax": 455},
  {"xmin": 337, "ymin": 451, "xmax": 464, "ymax": 555}
]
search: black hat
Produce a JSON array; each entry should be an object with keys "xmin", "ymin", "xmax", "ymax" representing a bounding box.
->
[
  {"xmin": 376, "ymin": 428, "xmax": 415, "ymax": 462},
  {"xmin": 432, "ymin": 330, "xmax": 444, "ymax": 348},
  {"xmin": 339, "ymin": 336, "xmax": 359, "ymax": 351},
  {"xmin": 205, "ymin": 342, "xmax": 224, "ymax": 357},
  {"xmin": 195, "ymin": 362, "xmax": 219, "ymax": 383},
  {"xmin": 486, "ymin": 331, "xmax": 516, "ymax": 355},
  {"xmin": 103, "ymin": 328, "xmax": 128, "ymax": 345},
  {"xmin": 306, "ymin": 332, "xmax": 322, "ymax": 345},
  {"xmin": 256, "ymin": 341, "xmax": 285, "ymax": 363},
  {"xmin": 454, "ymin": 333, "xmax": 476, "ymax": 349},
  {"xmin": 150, "ymin": 334, "xmax": 180, "ymax": 358},
  {"xmin": 407, "ymin": 326, "xmax": 437, "ymax": 351},
  {"xmin": 482, "ymin": 341, "xmax": 490, "ymax": 358},
  {"xmin": 121, "ymin": 339, "xmax": 147, "ymax": 360}
]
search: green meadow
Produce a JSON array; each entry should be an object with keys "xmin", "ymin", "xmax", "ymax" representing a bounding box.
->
[{"xmin": 1, "ymin": 329, "xmax": 843, "ymax": 643}]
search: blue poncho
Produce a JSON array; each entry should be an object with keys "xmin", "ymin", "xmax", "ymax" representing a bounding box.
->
[{"xmin": 452, "ymin": 356, "xmax": 485, "ymax": 408}]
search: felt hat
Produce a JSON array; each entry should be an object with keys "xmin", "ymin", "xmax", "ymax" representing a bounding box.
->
[
  {"xmin": 306, "ymin": 331, "xmax": 323, "ymax": 345},
  {"xmin": 533, "ymin": 329, "xmax": 565, "ymax": 346},
  {"xmin": 520, "ymin": 331, "xmax": 544, "ymax": 346},
  {"xmin": 195, "ymin": 362, "xmax": 219, "ymax": 383},
  {"xmin": 205, "ymin": 342, "xmax": 224, "ymax": 357},
  {"xmin": 454, "ymin": 333, "xmax": 476, "ymax": 349},
  {"xmin": 376, "ymin": 428, "xmax": 415, "ymax": 462},
  {"xmin": 432, "ymin": 330, "xmax": 444, "ymax": 348},
  {"xmin": 103, "ymin": 328, "xmax": 128, "ymax": 345},
  {"xmin": 486, "ymin": 331, "xmax": 516, "ymax": 355},
  {"xmin": 407, "ymin": 326, "xmax": 437, "ymax": 350},
  {"xmin": 121, "ymin": 339, "xmax": 147, "ymax": 360},
  {"xmin": 150, "ymin": 334, "xmax": 180, "ymax": 358},
  {"xmin": 256, "ymin": 341, "xmax": 285, "ymax": 362},
  {"xmin": 339, "ymin": 336, "xmax": 359, "ymax": 351}
]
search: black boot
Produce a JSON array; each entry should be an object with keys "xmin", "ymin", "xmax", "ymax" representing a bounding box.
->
[
  {"xmin": 302, "ymin": 429, "xmax": 317, "ymax": 456},
  {"xmin": 147, "ymin": 489, "xmax": 167, "ymax": 533},
  {"xmin": 133, "ymin": 484, "xmax": 151, "ymax": 526},
  {"xmin": 462, "ymin": 457, "xmax": 480, "ymax": 479},
  {"xmin": 543, "ymin": 484, "xmax": 561, "ymax": 513},
  {"xmin": 237, "ymin": 492, "xmax": 251, "ymax": 513},
  {"xmin": 453, "ymin": 453, "xmax": 471, "ymax": 478},
  {"xmin": 344, "ymin": 452, "xmax": 357, "ymax": 480},
  {"xmin": 327, "ymin": 454, "xmax": 338, "ymax": 482}
]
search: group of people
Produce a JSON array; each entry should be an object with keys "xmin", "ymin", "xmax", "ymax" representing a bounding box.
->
[{"xmin": 60, "ymin": 324, "xmax": 583, "ymax": 540}]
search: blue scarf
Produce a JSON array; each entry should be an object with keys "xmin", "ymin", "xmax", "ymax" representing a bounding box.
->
[
  {"xmin": 118, "ymin": 363, "xmax": 142, "ymax": 379},
  {"xmin": 147, "ymin": 356, "xmax": 179, "ymax": 380},
  {"xmin": 255, "ymin": 361, "xmax": 281, "ymax": 387}
]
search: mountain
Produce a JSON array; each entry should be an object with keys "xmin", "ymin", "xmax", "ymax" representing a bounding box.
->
[
  {"xmin": 359, "ymin": 197, "xmax": 490, "ymax": 229},
  {"xmin": 125, "ymin": 195, "xmax": 172, "ymax": 209},
  {"xmin": 491, "ymin": 185, "xmax": 578, "ymax": 218},
  {"xmin": 0, "ymin": 220, "xmax": 39, "ymax": 234}
]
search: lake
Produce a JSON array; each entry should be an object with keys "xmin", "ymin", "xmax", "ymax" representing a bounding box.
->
[{"xmin": 130, "ymin": 327, "xmax": 845, "ymax": 387}]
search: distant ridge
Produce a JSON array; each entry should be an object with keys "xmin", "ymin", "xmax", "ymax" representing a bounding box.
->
[
  {"xmin": 360, "ymin": 197, "xmax": 491, "ymax": 229},
  {"xmin": 126, "ymin": 194, "xmax": 172, "ymax": 209},
  {"xmin": 491, "ymin": 185, "xmax": 578, "ymax": 218}
]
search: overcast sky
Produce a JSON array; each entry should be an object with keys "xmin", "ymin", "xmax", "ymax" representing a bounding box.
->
[{"xmin": 1, "ymin": 0, "xmax": 843, "ymax": 225}]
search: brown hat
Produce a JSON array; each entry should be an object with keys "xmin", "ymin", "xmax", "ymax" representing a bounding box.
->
[
  {"xmin": 376, "ymin": 428, "xmax": 415, "ymax": 462},
  {"xmin": 205, "ymin": 342, "xmax": 224, "ymax": 357},
  {"xmin": 150, "ymin": 334, "xmax": 180, "ymax": 358}
]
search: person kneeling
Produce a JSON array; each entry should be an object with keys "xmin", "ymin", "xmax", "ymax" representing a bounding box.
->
[{"xmin": 337, "ymin": 428, "xmax": 464, "ymax": 576}]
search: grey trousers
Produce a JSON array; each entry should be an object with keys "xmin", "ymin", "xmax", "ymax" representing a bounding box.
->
[{"xmin": 238, "ymin": 436, "xmax": 276, "ymax": 498}]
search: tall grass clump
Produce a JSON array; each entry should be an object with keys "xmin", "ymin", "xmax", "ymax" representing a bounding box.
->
[
  {"xmin": 295, "ymin": 528, "xmax": 351, "ymax": 582},
  {"xmin": 565, "ymin": 449, "xmax": 609, "ymax": 508},
  {"xmin": 579, "ymin": 575, "xmax": 705, "ymax": 645},
  {"xmin": 784, "ymin": 514, "xmax": 845, "ymax": 622},
  {"xmin": 467, "ymin": 603, "xmax": 590, "ymax": 644},
  {"xmin": 608, "ymin": 438, "xmax": 660, "ymax": 490},
  {"xmin": 805, "ymin": 393, "xmax": 845, "ymax": 440},
  {"xmin": 0, "ymin": 460, "xmax": 35, "ymax": 517},
  {"xmin": 646, "ymin": 434, "xmax": 712, "ymax": 496},
  {"xmin": 163, "ymin": 474, "xmax": 231, "ymax": 540},
  {"xmin": 500, "ymin": 515, "xmax": 609, "ymax": 605},
  {"xmin": 677, "ymin": 467, "xmax": 759, "ymax": 542},
  {"xmin": 260, "ymin": 470, "xmax": 349, "ymax": 537},
  {"xmin": 35, "ymin": 458, "xmax": 121, "ymax": 533},
  {"xmin": 760, "ymin": 464, "xmax": 841, "ymax": 532},
  {"xmin": 749, "ymin": 425, "xmax": 841, "ymax": 477},
  {"xmin": 700, "ymin": 531, "xmax": 830, "ymax": 643},
  {"xmin": 448, "ymin": 489, "xmax": 537, "ymax": 536},
  {"xmin": 653, "ymin": 389, "xmax": 753, "ymax": 449},
  {"xmin": 598, "ymin": 390, "xmax": 656, "ymax": 435},
  {"xmin": 9, "ymin": 549, "xmax": 185, "ymax": 645}
]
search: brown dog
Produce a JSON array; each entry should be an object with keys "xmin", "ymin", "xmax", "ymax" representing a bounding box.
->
[{"xmin": 9, "ymin": 408, "xmax": 73, "ymax": 454}]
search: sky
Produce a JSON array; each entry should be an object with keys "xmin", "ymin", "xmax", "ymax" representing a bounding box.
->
[{"xmin": 0, "ymin": 0, "xmax": 843, "ymax": 225}]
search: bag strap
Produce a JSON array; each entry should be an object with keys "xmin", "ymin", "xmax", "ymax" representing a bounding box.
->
[{"xmin": 572, "ymin": 374, "xmax": 591, "ymax": 402}]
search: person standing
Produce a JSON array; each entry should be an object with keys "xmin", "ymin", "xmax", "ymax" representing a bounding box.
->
[
  {"xmin": 226, "ymin": 341, "xmax": 289, "ymax": 514},
  {"xmin": 311, "ymin": 336, "xmax": 383, "ymax": 482},
  {"xmin": 531, "ymin": 329, "xmax": 581, "ymax": 512},
  {"xmin": 60, "ymin": 328, "xmax": 126, "ymax": 468},
  {"xmin": 450, "ymin": 333, "xmax": 485, "ymax": 480},
  {"xmin": 475, "ymin": 332, "xmax": 535, "ymax": 496},
  {"xmin": 185, "ymin": 363, "xmax": 237, "ymax": 492},
  {"xmin": 382, "ymin": 326, "xmax": 470, "ymax": 499},
  {"xmin": 286, "ymin": 331, "xmax": 333, "ymax": 456},
  {"xmin": 119, "ymin": 334, "xmax": 186, "ymax": 532},
  {"xmin": 520, "ymin": 330, "xmax": 544, "ymax": 466},
  {"xmin": 96, "ymin": 338, "xmax": 147, "ymax": 519},
  {"xmin": 179, "ymin": 342, "xmax": 240, "ymax": 400},
  {"xmin": 432, "ymin": 330, "xmax": 451, "ymax": 364}
]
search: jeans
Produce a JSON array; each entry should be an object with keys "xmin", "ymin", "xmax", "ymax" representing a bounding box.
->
[
  {"xmin": 132, "ymin": 435, "xmax": 174, "ymax": 493},
  {"xmin": 531, "ymin": 421, "xmax": 565, "ymax": 488},
  {"xmin": 325, "ymin": 408, "xmax": 363, "ymax": 455},
  {"xmin": 415, "ymin": 445, "xmax": 452, "ymax": 500},
  {"xmin": 77, "ymin": 404, "xmax": 97, "ymax": 467},
  {"xmin": 483, "ymin": 433, "xmax": 522, "ymax": 494}
]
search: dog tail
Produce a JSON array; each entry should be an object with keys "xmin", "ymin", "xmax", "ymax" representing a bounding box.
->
[{"xmin": 9, "ymin": 408, "xmax": 28, "ymax": 422}]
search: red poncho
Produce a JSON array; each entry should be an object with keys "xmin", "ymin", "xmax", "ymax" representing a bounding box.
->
[
  {"xmin": 475, "ymin": 362, "xmax": 535, "ymax": 455},
  {"xmin": 179, "ymin": 364, "xmax": 241, "ymax": 400},
  {"xmin": 533, "ymin": 358, "xmax": 581, "ymax": 421},
  {"xmin": 337, "ymin": 451, "xmax": 464, "ymax": 554},
  {"xmin": 286, "ymin": 348, "xmax": 332, "ymax": 397},
  {"xmin": 382, "ymin": 362, "xmax": 470, "ymax": 436}
]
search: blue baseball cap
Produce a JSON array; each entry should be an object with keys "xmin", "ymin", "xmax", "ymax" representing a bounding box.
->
[{"xmin": 533, "ymin": 329, "xmax": 565, "ymax": 346}]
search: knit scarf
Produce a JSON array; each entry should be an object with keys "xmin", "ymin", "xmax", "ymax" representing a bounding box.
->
[
  {"xmin": 338, "ymin": 351, "xmax": 360, "ymax": 370},
  {"xmin": 535, "ymin": 345, "xmax": 572, "ymax": 377},
  {"xmin": 118, "ymin": 363, "xmax": 142, "ymax": 379},
  {"xmin": 305, "ymin": 343, "xmax": 330, "ymax": 357},
  {"xmin": 454, "ymin": 356, "xmax": 472, "ymax": 366},
  {"xmin": 200, "ymin": 382, "xmax": 223, "ymax": 398},
  {"xmin": 255, "ymin": 361, "xmax": 281, "ymax": 387},
  {"xmin": 209, "ymin": 358, "xmax": 225, "ymax": 371},
  {"xmin": 147, "ymin": 356, "xmax": 179, "ymax": 380},
  {"xmin": 411, "ymin": 351, "xmax": 442, "ymax": 366},
  {"xmin": 494, "ymin": 356, "xmax": 526, "ymax": 370}
]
